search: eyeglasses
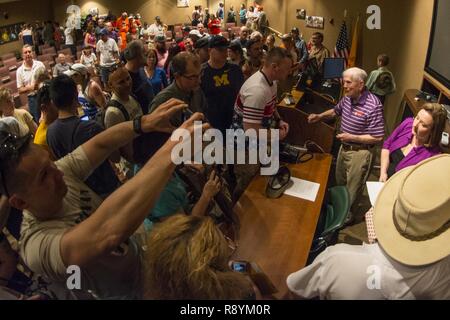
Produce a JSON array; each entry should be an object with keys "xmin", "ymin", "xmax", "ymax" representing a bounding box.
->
[{"xmin": 181, "ymin": 73, "xmax": 201, "ymax": 81}]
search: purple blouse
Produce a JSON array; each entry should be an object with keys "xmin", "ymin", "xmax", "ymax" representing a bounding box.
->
[{"xmin": 383, "ymin": 117, "xmax": 441, "ymax": 172}]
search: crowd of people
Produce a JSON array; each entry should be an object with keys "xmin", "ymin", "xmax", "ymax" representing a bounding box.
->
[{"xmin": 0, "ymin": 3, "xmax": 449, "ymax": 300}]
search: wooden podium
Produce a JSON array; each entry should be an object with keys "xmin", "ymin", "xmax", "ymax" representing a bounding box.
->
[{"xmin": 278, "ymin": 89, "xmax": 336, "ymax": 154}]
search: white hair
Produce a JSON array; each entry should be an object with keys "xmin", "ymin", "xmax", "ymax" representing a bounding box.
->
[
  {"xmin": 250, "ymin": 31, "xmax": 263, "ymax": 41},
  {"xmin": 33, "ymin": 66, "xmax": 48, "ymax": 82},
  {"xmin": 343, "ymin": 67, "xmax": 367, "ymax": 83}
]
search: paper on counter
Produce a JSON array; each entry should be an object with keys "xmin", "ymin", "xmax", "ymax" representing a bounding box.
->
[
  {"xmin": 366, "ymin": 181, "xmax": 384, "ymax": 206},
  {"xmin": 284, "ymin": 177, "xmax": 320, "ymax": 202}
]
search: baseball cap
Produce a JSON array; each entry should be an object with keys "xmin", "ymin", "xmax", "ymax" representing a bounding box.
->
[
  {"xmin": 64, "ymin": 63, "xmax": 89, "ymax": 77},
  {"xmin": 155, "ymin": 35, "xmax": 166, "ymax": 43},
  {"xmin": 0, "ymin": 121, "xmax": 32, "ymax": 196},
  {"xmin": 245, "ymin": 38, "xmax": 260, "ymax": 49},
  {"xmin": 100, "ymin": 28, "xmax": 108, "ymax": 36},
  {"xmin": 189, "ymin": 29, "xmax": 202, "ymax": 38},
  {"xmin": 228, "ymin": 39, "xmax": 242, "ymax": 51},
  {"xmin": 0, "ymin": 117, "xmax": 23, "ymax": 138},
  {"xmin": 194, "ymin": 36, "xmax": 209, "ymax": 49},
  {"xmin": 209, "ymin": 35, "xmax": 229, "ymax": 48}
]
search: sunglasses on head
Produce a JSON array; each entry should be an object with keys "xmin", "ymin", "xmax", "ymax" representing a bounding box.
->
[{"xmin": 0, "ymin": 132, "xmax": 30, "ymax": 197}]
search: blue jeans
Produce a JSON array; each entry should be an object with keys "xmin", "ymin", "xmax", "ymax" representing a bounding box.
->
[
  {"xmin": 100, "ymin": 64, "xmax": 117, "ymax": 87},
  {"xmin": 27, "ymin": 94, "xmax": 39, "ymax": 123}
]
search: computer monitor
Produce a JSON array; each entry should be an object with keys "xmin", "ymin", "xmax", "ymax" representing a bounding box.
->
[{"xmin": 323, "ymin": 58, "xmax": 345, "ymax": 79}]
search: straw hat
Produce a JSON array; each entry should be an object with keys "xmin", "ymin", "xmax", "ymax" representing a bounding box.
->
[{"xmin": 373, "ymin": 154, "xmax": 450, "ymax": 266}]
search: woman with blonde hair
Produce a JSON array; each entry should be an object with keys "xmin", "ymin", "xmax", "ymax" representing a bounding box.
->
[
  {"xmin": 144, "ymin": 214, "xmax": 255, "ymax": 300},
  {"xmin": 379, "ymin": 103, "xmax": 447, "ymax": 182},
  {"xmin": 0, "ymin": 87, "xmax": 37, "ymax": 135}
]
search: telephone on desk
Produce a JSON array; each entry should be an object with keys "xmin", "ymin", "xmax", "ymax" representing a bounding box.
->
[
  {"xmin": 322, "ymin": 80, "xmax": 333, "ymax": 88},
  {"xmin": 415, "ymin": 90, "xmax": 438, "ymax": 103},
  {"xmin": 316, "ymin": 80, "xmax": 342, "ymax": 103},
  {"xmin": 283, "ymin": 94, "xmax": 296, "ymax": 105}
]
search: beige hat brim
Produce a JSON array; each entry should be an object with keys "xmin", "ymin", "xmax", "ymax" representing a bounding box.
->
[{"xmin": 373, "ymin": 156, "xmax": 450, "ymax": 266}]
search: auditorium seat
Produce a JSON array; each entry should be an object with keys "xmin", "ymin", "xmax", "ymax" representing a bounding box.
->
[
  {"xmin": 9, "ymin": 70, "xmax": 16, "ymax": 82},
  {"xmin": 42, "ymin": 47, "xmax": 56, "ymax": 55},
  {"xmin": 2, "ymin": 57, "xmax": 17, "ymax": 69},
  {"xmin": 226, "ymin": 22, "xmax": 236, "ymax": 30},
  {"xmin": 58, "ymin": 48, "xmax": 72, "ymax": 57},
  {"xmin": 1, "ymin": 53, "xmax": 15, "ymax": 61},
  {"xmin": 2, "ymin": 80, "xmax": 18, "ymax": 94}
]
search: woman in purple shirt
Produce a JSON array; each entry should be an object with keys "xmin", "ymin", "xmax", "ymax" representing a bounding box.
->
[{"xmin": 379, "ymin": 103, "xmax": 447, "ymax": 182}]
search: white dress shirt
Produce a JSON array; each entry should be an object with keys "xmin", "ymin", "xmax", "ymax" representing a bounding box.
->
[{"xmin": 287, "ymin": 243, "xmax": 450, "ymax": 300}]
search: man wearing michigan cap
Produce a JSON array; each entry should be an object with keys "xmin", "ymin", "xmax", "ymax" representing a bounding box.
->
[{"xmin": 200, "ymin": 35, "xmax": 244, "ymax": 134}]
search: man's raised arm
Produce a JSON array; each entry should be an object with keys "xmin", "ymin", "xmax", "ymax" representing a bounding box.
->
[{"xmin": 60, "ymin": 101, "xmax": 210, "ymax": 267}]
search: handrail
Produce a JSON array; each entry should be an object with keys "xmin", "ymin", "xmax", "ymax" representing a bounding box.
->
[{"xmin": 267, "ymin": 26, "xmax": 283, "ymax": 38}]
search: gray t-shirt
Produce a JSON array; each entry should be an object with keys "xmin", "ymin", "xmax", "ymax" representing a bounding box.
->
[
  {"xmin": 20, "ymin": 147, "xmax": 143, "ymax": 299},
  {"xmin": 149, "ymin": 82, "xmax": 208, "ymax": 126}
]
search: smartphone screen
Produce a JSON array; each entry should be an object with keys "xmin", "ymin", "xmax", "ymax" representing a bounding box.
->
[{"xmin": 232, "ymin": 261, "xmax": 248, "ymax": 273}]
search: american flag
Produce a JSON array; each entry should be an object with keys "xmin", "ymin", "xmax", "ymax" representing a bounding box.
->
[{"xmin": 334, "ymin": 20, "xmax": 349, "ymax": 68}]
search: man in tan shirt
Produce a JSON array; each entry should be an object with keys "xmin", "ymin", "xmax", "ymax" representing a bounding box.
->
[
  {"xmin": 307, "ymin": 32, "xmax": 330, "ymax": 74},
  {"xmin": 1, "ymin": 96, "xmax": 204, "ymax": 299}
]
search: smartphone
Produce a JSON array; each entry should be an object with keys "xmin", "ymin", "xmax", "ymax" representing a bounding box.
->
[{"xmin": 231, "ymin": 261, "xmax": 249, "ymax": 273}]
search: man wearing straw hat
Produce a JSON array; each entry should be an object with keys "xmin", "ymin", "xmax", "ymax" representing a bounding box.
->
[{"xmin": 286, "ymin": 154, "xmax": 450, "ymax": 299}]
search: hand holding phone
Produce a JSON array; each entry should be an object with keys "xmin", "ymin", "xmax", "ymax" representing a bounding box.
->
[{"xmin": 230, "ymin": 260, "xmax": 278, "ymax": 295}]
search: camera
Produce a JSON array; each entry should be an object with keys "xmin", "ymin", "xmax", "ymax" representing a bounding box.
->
[
  {"xmin": 169, "ymin": 107, "xmax": 194, "ymax": 127},
  {"xmin": 181, "ymin": 107, "xmax": 194, "ymax": 122}
]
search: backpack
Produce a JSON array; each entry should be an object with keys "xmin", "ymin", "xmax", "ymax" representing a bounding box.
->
[
  {"xmin": 106, "ymin": 99, "xmax": 130, "ymax": 121},
  {"xmin": 375, "ymin": 71, "xmax": 394, "ymax": 92},
  {"xmin": 97, "ymin": 97, "xmax": 135, "ymax": 128},
  {"xmin": 227, "ymin": 11, "xmax": 236, "ymax": 23}
]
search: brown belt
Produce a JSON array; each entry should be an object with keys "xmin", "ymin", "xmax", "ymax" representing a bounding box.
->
[{"xmin": 341, "ymin": 143, "xmax": 373, "ymax": 151}]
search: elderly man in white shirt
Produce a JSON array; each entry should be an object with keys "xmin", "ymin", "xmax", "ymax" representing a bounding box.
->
[
  {"xmin": 16, "ymin": 44, "xmax": 45, "ymax": 122},
  {"xmin": 287, "ymin": 155, "xmax": 450, "ymax": 300},
  {"xmin": 148, "ymin": 16, "xmax": 166, "ymax": 37}
]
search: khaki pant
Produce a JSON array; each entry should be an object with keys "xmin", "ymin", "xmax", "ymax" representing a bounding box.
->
[{"xmin": 335, "ymin": 146, "xmax": 374, "ymax": 213}]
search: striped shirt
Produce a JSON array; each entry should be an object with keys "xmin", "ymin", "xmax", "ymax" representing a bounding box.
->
[
  {"xmin": 232, "ymin": 70, "xmax": 277, "ymax": 129},
  {"xmin": 334, "ymin": 89, "xmax": 385, "ymax": 138}
]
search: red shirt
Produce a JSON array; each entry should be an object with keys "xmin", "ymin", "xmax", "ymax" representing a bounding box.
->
[
  {"xmin": 208, "ymin": 19, "xmax": 221, "ymax": 35},
  {"xmin": 177, "ymin": 41, "xmax": 186, "ymax": 51}
]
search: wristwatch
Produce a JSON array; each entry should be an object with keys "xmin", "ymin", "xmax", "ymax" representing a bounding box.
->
[{"xmin": 133, "ymin": 115, "xmax": 144, "ymax": 134}]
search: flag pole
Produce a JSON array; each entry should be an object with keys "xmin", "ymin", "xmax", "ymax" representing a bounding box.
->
[{"xmin": 348, "ymin": 14, "xmax": 360, "ymax": 68}]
